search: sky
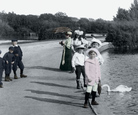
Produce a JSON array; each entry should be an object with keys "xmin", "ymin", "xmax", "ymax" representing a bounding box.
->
[{"xmin": 0, "ymin": 0, "xmax": 134, "ymax": 21}]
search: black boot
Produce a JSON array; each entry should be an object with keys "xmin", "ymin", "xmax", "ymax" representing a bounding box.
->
[
  {"xmin": 84, "ymin": 92, "xmax": 90, "ymax": 108},
  {"xmin": 13, "ymin": 71, "xmax": 18, "ymax": 79},
  {"xmin": 20, "ymin": 69, "xmax": 27, "ymax": 78},
  {"xmin": 91, "ymin": 91, "xmax": 99, "ymax": 105},
  {"xmin": 8, "ymin": 74, "xmax": 12, "ymax": 81},
  {"xmin": 0, "ymin": 85, "xmax": 3, "ymax": 88},
  {"xmin": 76, "ymin": 79, "xmax": 80, "ymax": 89},
  {"xmin": 5, "ymin": 75, "xmax": 10, "ymax": 81}
]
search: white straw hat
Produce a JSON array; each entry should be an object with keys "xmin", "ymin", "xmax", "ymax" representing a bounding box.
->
[
  {"xmin": 74, "ymin": 30, "xmax": 83, "ymax": 35},
  {"xmin": 91, "ymin": 38, "xmax": 102, "ymax": 46},
  {"xmin": 86, "ymin": 48, "xmax": 100, "ymax": 56},
  {"xmin": 67, "ymin": 31, "xmax": 72, "ymax": 35}
]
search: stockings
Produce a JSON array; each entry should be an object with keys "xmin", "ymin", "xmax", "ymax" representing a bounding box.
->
[
  {"xmin": 13, "ymin": 69, "xmax": 23, "ymax": 75},
  {"xmin": 84, "ymin": 92, "xmax": 90, "ymax": 104},
  {"xmin": 84, "ymin": 91, "xmax": 96, "ymax": 104},
  {"xmin": 91, "ymin": 91, "xmax": 96, "ymax": 102}
]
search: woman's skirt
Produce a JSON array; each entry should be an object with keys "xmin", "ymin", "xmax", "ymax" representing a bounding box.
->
[{"xmin": 60, "ymin": 47, "xmax": 72, "ymax": 71}]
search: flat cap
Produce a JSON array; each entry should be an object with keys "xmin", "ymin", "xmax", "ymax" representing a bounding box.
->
[
  {"xmin": 9, "ymin": 46, "xmax": 14, "ymax": 51},
  {"xmin": 11, "ymin": 40, "xmax": 18, "ymax": 42}
]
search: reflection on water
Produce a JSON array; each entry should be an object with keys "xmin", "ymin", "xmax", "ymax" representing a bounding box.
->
[{"xmin": 101, "ymin": 49, "xmax": 138, "ymax": 115}]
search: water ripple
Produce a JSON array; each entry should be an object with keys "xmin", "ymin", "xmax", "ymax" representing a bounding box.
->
[{"xmin": 101, "ymin": 50, "xmax": 138, "ymax": 115}]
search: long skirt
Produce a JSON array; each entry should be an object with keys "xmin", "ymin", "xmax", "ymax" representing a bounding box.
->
[{"xmin": 60, "ymin": 47, "xmax": 72, "ymax": 71}]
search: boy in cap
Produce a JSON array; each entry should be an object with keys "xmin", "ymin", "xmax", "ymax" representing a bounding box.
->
[
  {"xmin": 3, "ymin": 47, "xmax": 15, "ymax": 81},
  {"xmin": 72, "ymin": 45, "xmax": 86, "ymax": 89},
  {"xmin": 0, "ymin": 50, "xmax": 5, "ymax": 87},
  {"xmin": 11, "ymin": 40, "xmax": 27, "ymax": 79}
]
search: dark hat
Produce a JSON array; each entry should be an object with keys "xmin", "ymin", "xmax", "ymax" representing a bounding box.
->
[
  {"xmin": 11, "ymin": 40, "xmax": 18, "ymax": 42},
  {"xmin": 0, "ymin": 50, "xmax": 1, "ymax": 54},
  {"xmin": 9, "ymin": 46, "xmax": 14, "ymax": 51}
]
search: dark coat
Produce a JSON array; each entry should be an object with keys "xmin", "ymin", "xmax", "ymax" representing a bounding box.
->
[
  {"xmin": 13, "ymin": 46, "xmax": 23, "ymax": 57},
  {"xmin": 3, "ymin": 52, "xmax": 15, "ymax": 64},
  {"xmin": 0, "ymin": 57, "xmax": 5, "ymax": 70},
  {"xmin": 13, "ymin": 46, "xmax": 23, "ymax": 61}
]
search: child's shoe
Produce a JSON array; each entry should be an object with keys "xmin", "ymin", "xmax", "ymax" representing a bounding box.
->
[
  {"xmin": 83, "ymin": 103, "xmax": 88, "ymax": 108},
  {"xmin": 8, "ymin": 76, "xmax": 12, "ymax": 81},
  {"xmin": 5, "ymin": 76, "xmax": 10, "ymax": 81},
  {"xmin": 91, "ymin": 101, "xmax": 99, "ymax": 105},
  {"xmin": 20, "ymin": 74, "xmax": 27, "ymax": 78},
  {"xmin": 0, "ymin": 85, "xmax": 3, "ymax": 88},
  {"xmin": 14, "ymin": 75, "xmax": 18, "ymax": 79}
]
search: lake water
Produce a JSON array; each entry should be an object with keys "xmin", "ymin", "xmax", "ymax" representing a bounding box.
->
[
  {"xmin": 101, "ymin": 49, "xmax": 138, "ymax": 115},
  {"xmin": 0, "ymin": 36, "xmax": 38, "ymax": 40}
]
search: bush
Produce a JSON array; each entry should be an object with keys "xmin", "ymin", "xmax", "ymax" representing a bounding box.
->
[
  {"xmin": 0, "ymin": 19, "xmax": 15, "ymax": 36},
  {"xmin": 106, "ymin": 21, "xmax": 138, "ymax": 50}
]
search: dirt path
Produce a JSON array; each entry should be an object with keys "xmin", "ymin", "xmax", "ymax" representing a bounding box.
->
[{"xmin": 0, "ymin": 41, "xmax": 94, "ymax": 115}]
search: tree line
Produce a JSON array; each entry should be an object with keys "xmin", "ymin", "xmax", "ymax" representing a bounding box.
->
[
  {"xmin": 106, "ymin": 0, "xmax": 138, "ymax": 51},
  {"xmin": 1, "ymin": 0, "xmax": 138, "ymax": 51},
  {"xmin": 0, "ymin": 11, "xmax": 110, "ymax": 40}
]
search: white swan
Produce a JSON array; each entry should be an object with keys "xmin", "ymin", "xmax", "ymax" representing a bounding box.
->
[{"xmin": 102, "ymin": 84, "xmax": 132, "ymax": 93}]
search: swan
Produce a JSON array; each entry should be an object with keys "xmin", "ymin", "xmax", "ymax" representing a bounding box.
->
[{"xmin": 102, "ymin": 84, "xmax": 132, "ymax": 93}]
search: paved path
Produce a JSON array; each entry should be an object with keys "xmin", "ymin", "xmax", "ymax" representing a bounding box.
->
[{"xmin": 0, "ymin": 41, "xmax": 95, "ymax": 115}]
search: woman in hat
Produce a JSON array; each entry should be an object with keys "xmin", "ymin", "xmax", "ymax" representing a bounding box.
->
[
  {"xmin": 84, "ymin": 48, "xmax": 101, "ymax": 108},
  {"xmin": 59, "ymin": 31, "xmax": 73, "ymax": 72},
  {"xmin": 72, "ymin": 45, "xmax": 86, "ymax": 89}
]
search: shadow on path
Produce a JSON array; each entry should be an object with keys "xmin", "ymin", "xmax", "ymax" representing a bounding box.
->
[
  {"xmin": 30, "ymin": 81, "xmax": 75, "ymax": 89},
  {"xmin": 26, "ymin": 89, "xmax": 84, "ymax": 100},
  {"xmin": 25, "ymin": 96, "xmax": 83, "ymax": 108},
  {"xmin": 26, "ymin": 66, "xmax": 63, "ymax": 73}
]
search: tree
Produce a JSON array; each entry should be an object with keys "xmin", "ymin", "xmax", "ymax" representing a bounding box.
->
[
  {"xmin": 129, "ymin": 0, "xmax": 138, "ymax": 20},
  {"xmin": 39, "ymin": 13, "xmax": 56, "ymax": 21},
  {"xmin": 55, "ymin": 12, "xmax": 67, "ymax": 17},
  {"xmin": 114, "ymin": 8, "xmax": 131, "ymax": 21},
  {"xmin": 77, "ymin": 18, "xmax": 90, "ymax": 31},
  {"xmin": 0, "ymin": 19, "xmax": 14, "ymax": 36}
]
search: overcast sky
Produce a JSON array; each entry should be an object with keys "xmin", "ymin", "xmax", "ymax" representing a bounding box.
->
[{"xmin": 0, "ymin": 0, "xmax": 134, "ymax": 20}]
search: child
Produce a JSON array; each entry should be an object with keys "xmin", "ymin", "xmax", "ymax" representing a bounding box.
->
[
  {"xmin": 12, "ymin": 40, "xmax": 27, "ymax": 78},
  {"xmin": 3, "ymin": 46, "xmax": 15, "ymax": 81},
  {"xmin": 72, "ymin": 45, "xmax": 86, "ymax": 89},
  {"xmin": 73, "ymin": 31, "xmax": 88, "ymax": 50},
  {"xmin": 88, "ymin": 38, "xmax": 104, "ymax": 65},
  {"xmin": 84, "ymin": 48, "xmax": 101, "ymax": 108},
  {"xmin": 0, "ymin": 50, "xmax": 5, "ymax": 88}
]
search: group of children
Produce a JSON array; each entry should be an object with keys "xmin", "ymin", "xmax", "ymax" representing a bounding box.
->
[
  {"xmin": 0, "ymin": 40, "xmax": 27, "ymax": 88},
  {"xmin": 71, "ymin": 32, "xmax": 104, "ymax": 107}
]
